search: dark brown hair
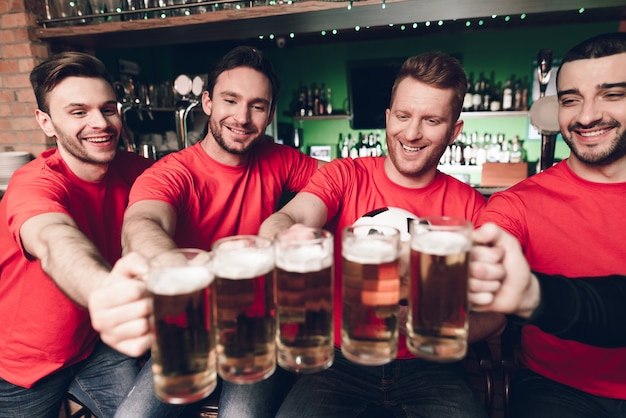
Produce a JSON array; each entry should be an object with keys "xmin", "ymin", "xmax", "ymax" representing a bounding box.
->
[{"xmin": 30, "ymin": 51, "xmax": 112, "ymax": 114}]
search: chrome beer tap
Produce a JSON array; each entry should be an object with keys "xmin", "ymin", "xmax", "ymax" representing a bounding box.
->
[
  {"xmin": 536, "ymin": 49, "xmax": 557, "ymax": 172},
  {"xmin": 173, "ymin": 74, "xmax": 202, "ymax": 150}
]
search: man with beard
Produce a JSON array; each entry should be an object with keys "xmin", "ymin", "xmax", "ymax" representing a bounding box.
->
[
  {"xmin": 257, "ymin": 51, "xmax": 505, "ymax": 417},
  {"xmin": 0, "ymin": 52, "xmax": 152, "ymax": 417},
  {"xmin": 475, "ymin": 32, "xmax": 626, "ymax": 417},
  {"xmin": 88, "ymin": 46, "xmax": 322, "ymax": 417}
]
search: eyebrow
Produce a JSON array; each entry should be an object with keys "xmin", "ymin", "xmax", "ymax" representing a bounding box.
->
[
  {"xmin": 63, "ymin": 100, "xmax": 118, "ymax": 109},
  {"xmin": 220, "ymin": 90, "xmax": 270, "ymax": 106},
  {"xmin": 558, "ymin": 82, "xmax": 626, "ymax": 98}
]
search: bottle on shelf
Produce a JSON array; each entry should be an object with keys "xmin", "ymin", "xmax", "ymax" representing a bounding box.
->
[
  {"xmin": 502, "ymin": 76, "xmax": 514, "ymax": 111},
  {"xmin": 463, "ymin": 72, "xmax": 474, "ymax": 112},
  {"xmin": 326, "ymin": 88, "xmax": 333, "ymax": 115}
]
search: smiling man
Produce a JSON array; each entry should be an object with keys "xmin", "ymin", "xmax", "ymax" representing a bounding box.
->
[
  {"xmin": 87, "ymin": 46, "xmax": 323, "ymax": 417},
  {"xmin": 257, "ymin": 51, "xmax": 505, "ymax": 418},
  {"xmin": 476, "ymin": 32, "xmax": 626, "ymax": 418},
  {"xmin": 0, "ymin": 52, "xmax": 152, "ymax": 417}
]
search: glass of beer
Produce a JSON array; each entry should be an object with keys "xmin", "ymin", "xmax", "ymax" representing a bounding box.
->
[
  {"xmin": 408, "ymin": 216, "xmax": 472, "ymax": 362},
  {"xmin": 341, "ymin": 225, "xmax": 401, "ymax": 365},
  {"xmin": 146, "ymin": 248, "xmax": 216, "ymax": 404},
  {"xmin": 274, "ymin": 228, "xmax": 334, "ymax": 374},
  {"xmin": 211, "ymin": 235, "xmax": 276, "ymax": 384}
]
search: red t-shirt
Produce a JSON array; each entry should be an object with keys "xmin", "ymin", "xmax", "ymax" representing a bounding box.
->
[
  {"xmin": 477, "ymin": 160, "xmax": 626, "ymax": 399},
  {"xmin": 302, "ymin": 157, "xmax": 486, "ymax": 358},
  {"xmin": 0, "ymin": 149, "xmax": 152, "ymax": 388},
  {"xmin": 128, "ymin": 140, "xmax": 319, "ymax": 250}
]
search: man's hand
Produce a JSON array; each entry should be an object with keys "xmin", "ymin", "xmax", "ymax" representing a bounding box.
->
[
  {"xmin": 88, "ymin": 252, "xmax": 153, "ymax": 357},
  {"xmin": 469, "ymin": 223, "xmax": 540, "ymax": 319}
]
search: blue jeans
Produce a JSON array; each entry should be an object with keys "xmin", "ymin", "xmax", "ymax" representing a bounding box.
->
[
  {"xmin": 0, "ymin": 341, "xmax": 139, "ymax": 418},
  {"xmin": 510, "ymin": 368, "xmax": 626, "ymax": 418},
  {"xmin": 275, "ymin": 348, "xmax": 486, "ymax": 418},
  {"xmin": 217, "ymin": 365, "xmax": 296, "ymax": 418},
  {"xmin": 115, "ymin": 357, "xmax": 295, "ymax": 418}
]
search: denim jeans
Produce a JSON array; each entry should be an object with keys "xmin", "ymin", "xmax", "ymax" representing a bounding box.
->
[
  {"xmin": 510, "ymin": 368, "xmax": 626, "ymax": 418},
  {"xmin": 217, "ymin": 365, "xmax": 296, "ymax": 418},
  {"xmin": 114, "ymin": 357, "xmax": 295, "ymax": 418},
  {"xmin": 275, "ymin": 348, "xmax": 486, "ymax": 418},
  {"xmin": 0, "ymin": 341, "xmax": 139, "ymax": 418}
]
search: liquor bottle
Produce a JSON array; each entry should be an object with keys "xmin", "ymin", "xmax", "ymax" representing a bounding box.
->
[
  {"xmin": 502, "ymin": 76, "xmax": 514, "ymax": 111},
  {"xmin": 348, "ymin": 134, "xmax": 359, "ymax": 158},
  {"xmin": 463, "ymin": 72, "xmax": 474, "ymax": 112},
  {"xmin": 499, "ymin": 137, "xmax": 511, "ymax": 163},
  {"xmin": 486, "ymin": 133, "xmax": 500, "ymax": 163},
  {"xmin": 490, "ymin": 82, "xmax": 502, "ymax": 111},
  {"xmin": 472, "ymin": 72, "xmax": 484, "ymax": 111},
  {"xmin": 337, "ymin": 133, "xmax": 345, "ymax": 159},
  {"xmin": 475, "ymin": 134, "xmax": 488, "ymax": 166},
  {"xmin": 509, "ymin": 135, "xmax": 524, "ymax": 163},
  {"xmin": 513, "ymin": 79, "xmax": 523, "ymax": 111},
  {"xmin": 326, "ymin": 88, "xmax": 333, "ymax": 115}
]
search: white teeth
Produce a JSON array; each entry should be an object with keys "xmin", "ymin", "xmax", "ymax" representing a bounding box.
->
[
  {"xmin": 86, "ymin": 137, "xmax": 109, "ymax": 143},
  {"xmin": 402, "ymin": 143, "xmax": 422, "ymax": 152},
  {"xmin": 580, "ymin": 129, "xmax": 609, "ymax": 137},
  {"xmin": 230, "ymin": 127, "xmax": 247, "ymax": 135}
]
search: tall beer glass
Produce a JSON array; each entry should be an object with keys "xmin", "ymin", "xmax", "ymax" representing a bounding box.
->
[
  {"xmin": 212, "ymin": 235, "xmax": 276, "ymax": 383},
  {"xmin": 342, "ymin": 225, "xmax": 401, "ymax": 365},
  {"xmin": 408, "ymin": 216, "xmax": 472, "ymax": 362},
  {"xmin": 146, "ymin": 248, "xmax": 216, "ymax": 404},
  {"xmin": 275, "ymin": 228, "xmax": 334, "ymax": 373}
]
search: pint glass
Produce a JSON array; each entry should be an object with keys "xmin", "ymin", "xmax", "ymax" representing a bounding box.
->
[
  {"xmin": 275, "ymin": 228, "xmax": 334, "ymax": 373},
  {"xmin": 211, "ymin": 235, "xmax": 276, "ymax": 383},
  {"xmin": 341, "ymin": 225, "xmax": 401, "ymax": 365},
  {"xmin": 146, "ymin": 248, "xmax": 216, "ymax": 404},
  {"xmin": 408, "ymin": 216, "xmax": 472, "ymax": 361}
]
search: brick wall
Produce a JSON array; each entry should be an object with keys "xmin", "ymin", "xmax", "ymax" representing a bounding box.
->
[{"xmin": 0, "ymin": 0, "xmax": 54, "ymax": 157}]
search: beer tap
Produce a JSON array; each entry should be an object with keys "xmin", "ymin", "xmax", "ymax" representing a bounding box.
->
[
  {"xmin": 113, "ymin": 81, "xmax": 137, "ymax": 153},
  {"xmin": 536, "ymin": 49, "xmax": 557, "ymax": 172},
  {"xmin": 173, "ymin": 74, "xmax": 202, "ymax": 150}
]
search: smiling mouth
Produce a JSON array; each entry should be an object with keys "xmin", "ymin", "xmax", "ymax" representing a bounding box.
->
[
  {"xmin": 402, "ymin": 143, "xmax": 426, "ymax": 152},
  {"xmin": 227, "ymin": 126, "xmax": 252, "ymax": 136},
  {"xmin": 84, "ymin": 136, "xmax": 112, "ymax": 143},
  {"xmin": 577, "ymin": 128, "xmax": 612, "ymax": 138}
]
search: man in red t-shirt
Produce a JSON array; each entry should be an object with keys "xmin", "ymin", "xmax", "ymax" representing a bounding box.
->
[
  {"xmin": 0, "ymin": 52, "xmax": 152, "ymax": 417},
  {"xmin": 88, "ymin": 46, "xmax": 322, "ymax": 417},
  {"xmin": 474, "ymin": 32, "xmax": 626, "ymax": 417},
  {"xmin": 258, "ymin": 52, "xmax": 504, "ymax": 418}
]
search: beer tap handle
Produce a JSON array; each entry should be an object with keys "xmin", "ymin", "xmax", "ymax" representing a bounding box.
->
[{"xmin": 536, "ymin": 49, "xmax": 553, "ymax": 98}]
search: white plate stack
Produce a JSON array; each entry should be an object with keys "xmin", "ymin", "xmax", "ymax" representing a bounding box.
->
[{"xmin": 0, "ymin": 151, "xmax": 31, "ymax": 190}]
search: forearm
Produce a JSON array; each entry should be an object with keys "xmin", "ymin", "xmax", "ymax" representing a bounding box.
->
[
  {"xmin": 258, "ymin": 212, "xmax": 297, "ymax": 240},
  {"xmin": 525, "ymin": 273, "xmax": 626, "ymax": 347},
  {"xmin": 37, "ymin": 223, "xmax": 110, "ymax": 307},
  {"xmin": 122, "ymin": 201, "xmax": 178, "ymax": 258}
]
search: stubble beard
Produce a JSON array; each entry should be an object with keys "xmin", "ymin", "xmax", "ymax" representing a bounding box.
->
[
  {"xmin": 54, "ymin": 122, "xmax": 118, "ymax": 165},
  {"xmin": 563, "ymin": 122, "xmax": 626, "ymax": 166},
  {"xmin": 210, "ymin": 118, "xmax": 259, "ymax": 156}
]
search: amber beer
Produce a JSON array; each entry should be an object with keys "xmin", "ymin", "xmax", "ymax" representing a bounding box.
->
[
  {"xmin": 275, "ymin": 229, "xmax": 334, "ymax": 373},
  {"xmin": 408, "ymin": 217, "xmax": 472, "ymax": 362},
  {"xmin": 147, "ymin": 249, "xmax": 216, "ymax": 404},
  {"xmin": 341, "ymin": 225, "xmax": 400, "ymax": 365},
  {"xmin": 212, "ymin": 235, "xmax": 276, "ymax": 383}
]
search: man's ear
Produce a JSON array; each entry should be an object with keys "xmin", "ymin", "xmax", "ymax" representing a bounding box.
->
[
  {"xmin": 35, "ymin": 109, "xmax": 56, "ymax": 138},
  {"xmin": 201, "ymin": 90, "xmax": 212, "ymax": 117}
]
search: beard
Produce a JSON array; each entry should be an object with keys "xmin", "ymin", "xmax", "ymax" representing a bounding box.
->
[
  {"xmin": 562, "ymin": 121, "xmax": 626, "ymax": 166},
  {"xmin": 53, "ymin": 122, "xmax": 118, "ymax": 165},
  {"xmin": 209, "ymin": 118, "xmax": 260, "ymax": 156},
  {"xmin": 386, "ymin": 136, "xmax": 449, "ymax": 177}
]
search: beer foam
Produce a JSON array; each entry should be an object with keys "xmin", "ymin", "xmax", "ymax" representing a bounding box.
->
[
  {"xmin": 214, "ymin": 249, "xmax": 274, "ymax": 279},
  {"xmin": 343, "ymin": 239, "xmax": 397, "ymax": 264},
  {"xmin": 412, "ymin": 231, "xmax": 470, "ymax": 255},
  {"xmin": 276, "ymin": 245, "xmax": 333, "ymax": 273},
  {"xmin": 149, "ymin": 266, "xmax": 214, "ymax": 295}
]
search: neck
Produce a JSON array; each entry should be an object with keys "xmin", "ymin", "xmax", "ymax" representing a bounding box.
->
[
  {"xmin": 383, "ymin": 158, "xmax": 437, "ymax": 188},
  {"xmin": 567, "ymin": 156, "xmax": 626, "ymax": 183},
  {"xmin": 57, "ymin": 148, "xmax": 109, "ymax": 182},
  {"xmin": 201, "ymin": 135, "xmax": 248, "ymax": 166}
]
